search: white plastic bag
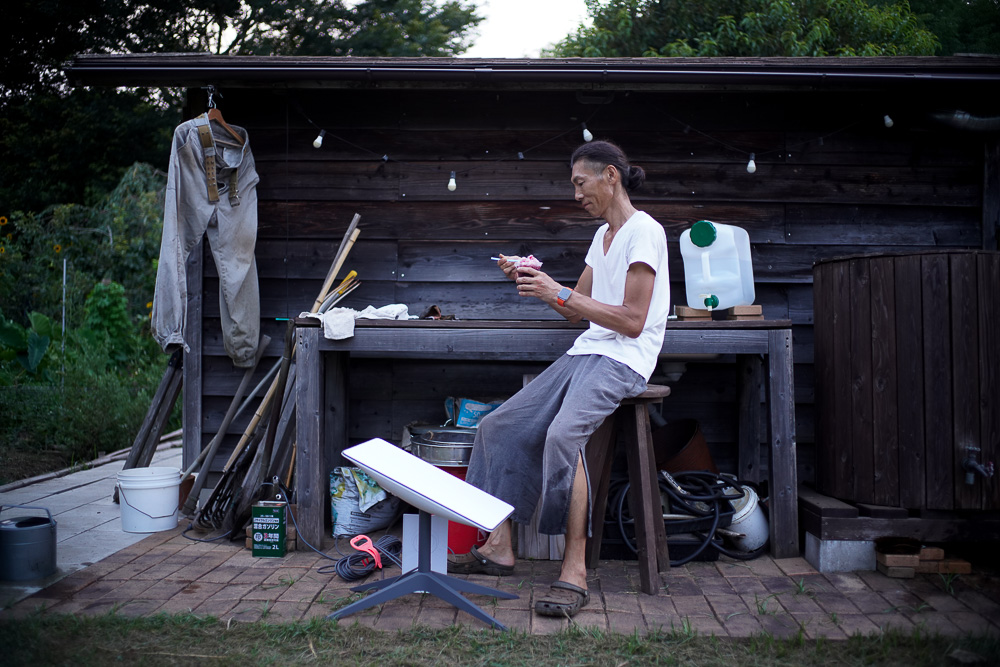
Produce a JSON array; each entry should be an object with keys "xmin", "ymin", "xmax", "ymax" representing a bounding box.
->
[{"xmin": 329, "ymin": 466, "xmax": 402, "ymax": 537}]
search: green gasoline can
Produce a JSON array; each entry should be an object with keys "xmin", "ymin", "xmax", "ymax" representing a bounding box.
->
[{"xmin": 251, "ymin": 501, "xmax": 286, "ymax": 558}]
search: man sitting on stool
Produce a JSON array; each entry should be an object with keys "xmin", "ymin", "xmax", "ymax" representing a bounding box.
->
[{"xmin": 447, "ymin": 140, "xmax": 671, "ymax": 617}]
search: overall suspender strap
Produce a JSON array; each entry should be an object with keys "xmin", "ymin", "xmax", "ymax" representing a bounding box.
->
[{"xmin": 196, "ymin": 118, "xmax": 220, "ymax": 203}]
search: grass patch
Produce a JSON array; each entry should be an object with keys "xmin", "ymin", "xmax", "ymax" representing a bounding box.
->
[{"xmin": 2, "ymin": 612, "xmax": 998, "ymax": 666}]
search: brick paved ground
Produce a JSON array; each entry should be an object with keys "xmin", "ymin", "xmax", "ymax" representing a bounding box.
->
[{"xmin": 4, "ymin": 524, "xmax": 1000, "ymax": 638}]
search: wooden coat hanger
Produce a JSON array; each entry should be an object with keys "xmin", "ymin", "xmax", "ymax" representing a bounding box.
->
[{"xmin": 203, "ymin": 86, "xmax": 245, "ymax": 148}]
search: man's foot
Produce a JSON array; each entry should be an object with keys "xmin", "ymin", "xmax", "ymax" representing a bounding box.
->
[
  {"xmin": 534, "ymin": 581, "xmax": 590, "ymax": 617},
  {"xmin": 446, "ymin": 545, "xmax": 514, "ymax": 576}
]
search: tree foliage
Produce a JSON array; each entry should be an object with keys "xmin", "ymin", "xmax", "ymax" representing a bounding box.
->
[
  {"xmin": 0, "ymin": 88, "xmax": 178, "ymax": 213},
  {"xmin": 3, "ymin": 0, "xmax": 482, "ymax": 100},
  {"xmin": 549, "ymin": 0, "xmax": 939, "ymax": 57},
  {"xmin": 1, "ymin": 0, "xmax": 483, "ymax": 212},
  {"xmin": 880, "ymin": 0, "xmax": 1000, "ymax": 55},
  {"xmin": 0, "ymin": 163, "xmax": 168, "ymax": 326}
]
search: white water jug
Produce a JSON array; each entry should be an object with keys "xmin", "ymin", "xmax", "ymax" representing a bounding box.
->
[{"xmin": 679, "ymin": 220, "xmax": 755, "ymax": 311}]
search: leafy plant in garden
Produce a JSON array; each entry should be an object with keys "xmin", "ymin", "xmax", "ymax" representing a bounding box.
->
[
  {"xmin": 83, "ymin": 281, "xmax": 139, "ymax": 366},
  {"xmin": 0, "ymin": 304, "xmax": 175, "ymax": 479},
  {"xmin": 0, "ymin": 309, "xmax": 54, "ymax": 378}
]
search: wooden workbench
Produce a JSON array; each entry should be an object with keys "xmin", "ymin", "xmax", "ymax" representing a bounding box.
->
[{"xmin": 293, "ymin": 319, "xmax": 799, "ymax": 558}]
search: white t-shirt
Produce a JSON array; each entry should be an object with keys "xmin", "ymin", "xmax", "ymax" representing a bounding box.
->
[{"xmin": 566, "ymin": 210, "xmax": 671, "ymax": 381}]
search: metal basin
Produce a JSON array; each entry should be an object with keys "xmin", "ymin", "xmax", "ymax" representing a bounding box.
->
[{"xmin": 407, "ymin": 426, "xmax": 476, "ymax": 466}]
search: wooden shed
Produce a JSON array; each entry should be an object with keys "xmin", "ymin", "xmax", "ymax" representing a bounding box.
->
[{"xmin": 68, "ymin": 55, "xmax": 1000, "ymax": 546}]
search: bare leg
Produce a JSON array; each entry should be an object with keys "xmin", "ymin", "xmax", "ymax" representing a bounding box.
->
[
  {"xmin": 557, "ymin": 453, "xmax": 589, "ymax": 590},
  {"xmin": 476, "ymin": 518, "xmax": 515, "ymax": 566},
  {"xmin": 448, "ymin": 518, "xmax": 515, "ymax": 568}
]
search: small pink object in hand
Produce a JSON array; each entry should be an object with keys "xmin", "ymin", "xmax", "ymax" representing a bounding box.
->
[{"xmin": 515, "ymin": 255, "xmax": 542, "ymax": 277}]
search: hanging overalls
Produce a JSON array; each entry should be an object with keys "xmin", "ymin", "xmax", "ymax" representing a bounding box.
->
[{"xmin": 152, "ymin": 114, "xmax": 261, "ymax": 368}]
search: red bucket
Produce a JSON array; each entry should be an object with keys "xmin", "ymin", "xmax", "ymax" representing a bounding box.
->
[{"xmin": 437, "ymin": 465, "xmax": 487, "ymax": 554}]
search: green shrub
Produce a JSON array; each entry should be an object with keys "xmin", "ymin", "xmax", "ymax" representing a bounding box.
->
[
  {"xmin": 0, "ymin": 162, "xmax": 172, "ymax": 480},
  {"xmin": 0, "ymin": 318, "xmax": 176, "ymax": 476}
]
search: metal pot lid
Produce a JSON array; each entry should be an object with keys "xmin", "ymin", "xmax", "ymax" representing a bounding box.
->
[{"xmin": 408, "ymin": 424, "xmax": 476, "ymax": 436}]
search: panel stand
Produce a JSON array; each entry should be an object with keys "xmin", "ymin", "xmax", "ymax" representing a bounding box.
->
[{"xmin": 327, "ymin": 510, "xmax": 517, "ymax": 630}]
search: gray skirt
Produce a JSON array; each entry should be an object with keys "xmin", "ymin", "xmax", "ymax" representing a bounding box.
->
[{"xmin": 465, "ymin": 354, "xmax": 647, "ymax": 536}]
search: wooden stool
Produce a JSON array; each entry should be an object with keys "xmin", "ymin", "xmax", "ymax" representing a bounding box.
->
[{"xmin": 585, "ymin": 384, "xmax": 671, "ymax": 595}]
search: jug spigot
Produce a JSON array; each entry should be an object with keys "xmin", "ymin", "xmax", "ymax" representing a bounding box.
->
[
  {"xmin": 963, "ymin": 446, "xmax": 995, "ymax": 485},
  {"xmin": 699, "ymin": 294, "xmax": 719, "ymax": 311}
]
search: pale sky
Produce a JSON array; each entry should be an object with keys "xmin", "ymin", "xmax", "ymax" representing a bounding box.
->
[{"xmin": 461, "ymin": 0, "xmax": 591, "ymax": 58}]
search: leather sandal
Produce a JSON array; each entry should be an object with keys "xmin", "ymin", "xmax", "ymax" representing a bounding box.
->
[
  {"xmin": 446, "ymin": 545, "xmax": 514, "ymax": 576},
  {"xmin": 534, "ymin": 580, "xmax": 590, "ymax": 617}
]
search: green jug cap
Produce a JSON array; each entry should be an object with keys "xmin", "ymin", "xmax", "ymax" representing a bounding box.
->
[
  {"xmin": 690, "ymin": 220, "xmax": 717, "ymax": 248},
  {"xmin": 703, "ymin": 294, "xmax": 719, "ymax": 309}
]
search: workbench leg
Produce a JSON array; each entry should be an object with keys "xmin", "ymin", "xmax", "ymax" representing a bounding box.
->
[
  {"xmin": 766, "ymin": 329, "xmax": 799, "ymax": 558},
  {"xmin": 296, "ymin": 326, "xmax": 325, "ymax": 549}
]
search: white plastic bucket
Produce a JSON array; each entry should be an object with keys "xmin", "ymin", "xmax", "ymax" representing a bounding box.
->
[
  {"xmin": 727, "ymin": 486, "xmax": 769, "ymax": 552},
  {"xmin": 117, "ymin": 467, "xmax": 181, "ymax": 533},
  {"xmin": 679, "ymin": 220, "xmax": 755, "ymax": 311}
]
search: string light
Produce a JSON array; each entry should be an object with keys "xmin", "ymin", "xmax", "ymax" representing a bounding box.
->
[{"xmin": 295, "ymin": 99, "xmax": 884, "ymax": 182}]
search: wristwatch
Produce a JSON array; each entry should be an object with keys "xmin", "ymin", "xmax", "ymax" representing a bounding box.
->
[{"xmin": 556, "ymin": 287, "xmax": 573, "ymax": 307}]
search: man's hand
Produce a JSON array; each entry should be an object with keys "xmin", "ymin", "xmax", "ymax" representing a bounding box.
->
[
  {"xmin": 515, "ymin": 267, "xmax": 562, "ymax": 305},
  {"xmin": 497, "ymin": 254, "xmax": 519, "ymax": 281}
]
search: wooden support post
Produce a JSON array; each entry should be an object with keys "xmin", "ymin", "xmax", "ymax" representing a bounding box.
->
[
  {"xmin": 766, "ymin": 328, "xmax": 798, "ymax": 558},
  {"xmin": 295, "ymin": 325, "xmax": 324, "ymax": 548}
]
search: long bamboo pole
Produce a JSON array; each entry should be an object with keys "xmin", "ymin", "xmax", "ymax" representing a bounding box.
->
[{"xmin": 312, "ymin": 227, "xmax": 360, "ymax": 312}]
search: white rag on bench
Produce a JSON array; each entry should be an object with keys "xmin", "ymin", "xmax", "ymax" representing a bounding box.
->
[{"xmin": 299, "ymin": 303, "xmax": 415, "ymax": 340}]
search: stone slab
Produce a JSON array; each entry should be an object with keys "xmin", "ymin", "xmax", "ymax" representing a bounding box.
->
[{"xmin": 804, "ymin": 532, "xmax": 875, "ymax": 573}]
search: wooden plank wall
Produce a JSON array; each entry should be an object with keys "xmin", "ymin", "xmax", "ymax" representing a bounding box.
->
[{"xmin": 189, "ymin": 86, "xmax": 986, "ymax": 491}]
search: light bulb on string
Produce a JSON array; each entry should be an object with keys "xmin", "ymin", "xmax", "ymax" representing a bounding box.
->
[
  {"xmin": 447, "ymin": 171, "xmax": 457, "ymax": 192},
  {"xmin": 312, "ymin": 130, "xmax": 326, "ymax": 149},
  {"xmin": 746, "ymin": 153, "xmax": 757, "ymax": 174},
  {"xmin": 582, "ymin": 123, "xmax": 593, "ymax": 142},
  {"xmin": 883, "ymin": 115, "xmax": 894, "ymax": 128}
]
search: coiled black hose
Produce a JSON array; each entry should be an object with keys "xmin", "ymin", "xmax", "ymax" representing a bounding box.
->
[
  {"xmin": 610, "ymin": 470, "xmax": 769, "ymax": 566},
  {"xmin": 323, "ymin": 534, "xmax": 404, "ymax": 581}
]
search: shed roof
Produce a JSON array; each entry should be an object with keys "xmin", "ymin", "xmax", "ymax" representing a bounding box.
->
[{"xmin": 67, "ymin": 54, "xmax": 1000, "ymax": 93}]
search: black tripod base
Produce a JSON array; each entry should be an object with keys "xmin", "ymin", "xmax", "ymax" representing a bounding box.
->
[
  {"xmin": 328, "ymin": 568, "xmax": 516, "ymax": 630},
  {"xmin": 327, "ymin": 510, "xmax": 517, "ymax": 630}
]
